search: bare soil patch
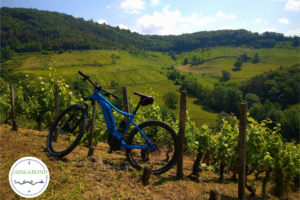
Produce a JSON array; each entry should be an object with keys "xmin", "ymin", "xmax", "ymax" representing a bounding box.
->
[{"xmin": 1, "ymin": 124, "xmax": 299, "ymax": 199}]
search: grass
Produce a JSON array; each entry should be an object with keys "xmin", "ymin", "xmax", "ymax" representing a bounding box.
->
[
  {"xmin": 1, "ymin": 124, "xmax": 299, "ymax": 199},
  {"xmin": 124, "ymin": 80, "xmax": 218, "ymax": 126},
  {"xmin": 6, "ymin": 49, "xmax": 218, "ymax": 127},
  {"xmin": 5, "ymin": 46, "xmax": 299, "ymax": 128},
  {"xmin": 176, "ymin": 47, "xmax": 299, "ymax": 80}
]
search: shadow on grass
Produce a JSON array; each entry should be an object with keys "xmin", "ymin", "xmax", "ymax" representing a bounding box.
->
[
  {"xmin": 207, "ymin": 176, "xmax": 238, "ymax": 185},
  {"xmin": 217, "ymin": 194, "xmax": 238, "ymax": 200},
  {"xmin": 201, "ymin": 106, "xmax": 219, "ymax": 113},
  {"xmin": 192, "ymin": 100, "xmax": 218, "ymax": 113},
  {"xmin": 32, "ymin": 134, "xmax": 47, "ymax": 138},
  {"xmin": 153, "ymin": 176, "xmax": 181, "ymax": 186},
  {"xmin": 231, "ymin": 68, "xmax": 241, "ymax": 72},
  {"xmin": 193, "ymin": 99, "xmax": 202, "ymax": 105},
  {"xmin": 219, "ymin": 79, "xmax": 230, "ymax": 82}
]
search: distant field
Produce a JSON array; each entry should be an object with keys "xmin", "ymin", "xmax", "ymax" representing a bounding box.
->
[
  {"xmin": 125, "ymin": 80, "xmax": 218, "ymax": 126},
  {"xmin": 209, "ymin": 46, "xmax": 235, "ymax": 59},
  {"xmin": 176, "ymin": 47, "xmax": 299, "ymax": 80},
  {"xmin": 6, "ymin": 47, "xmax": 298, "ymax": 128},
  {"xmin": 257, "ymin": 48, "xmax": 300, "ymax": 67}
]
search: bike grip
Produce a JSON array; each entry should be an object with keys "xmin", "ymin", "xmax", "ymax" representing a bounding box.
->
[{"xmin": 78, "ymin": 71, "xmax": 85, "ymax": 77}]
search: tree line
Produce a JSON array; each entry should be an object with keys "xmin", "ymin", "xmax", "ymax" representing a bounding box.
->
[
  {"xmin": 167, "ymin": 64, "xmax": 299, "ymax": 141},
  {"xmin": 1, "ymin": 7, "xmax": 299, "ymax": 62}
]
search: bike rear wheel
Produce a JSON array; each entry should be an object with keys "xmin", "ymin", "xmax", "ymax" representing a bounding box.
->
[
  {"xmin": 46, "ymin": 104, "xmax": 88, "ymax": 157},
  {"xmin": 125, "ymin": 120, "xmax": 179, "ymax": 175}
]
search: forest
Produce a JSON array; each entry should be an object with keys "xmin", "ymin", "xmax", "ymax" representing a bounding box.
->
[
  {"xmin": 1, "ymin": 7, "xmax": 299, "ymax": 62},
  {"xmin": 170, "ymin": 64, "xmax": 299, "ymax": 141}
]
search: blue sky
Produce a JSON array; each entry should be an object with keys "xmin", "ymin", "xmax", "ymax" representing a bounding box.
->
[{"xmin": 1, "ymin": 0, "xmax": 299, "ymax": 36}]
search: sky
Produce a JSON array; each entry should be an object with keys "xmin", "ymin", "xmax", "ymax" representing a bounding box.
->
[{"xmin": 1, "ymin": 0, "xmax": 299, "ymax": 36}]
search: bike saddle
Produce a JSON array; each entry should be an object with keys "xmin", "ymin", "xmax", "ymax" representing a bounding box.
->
[
  {"xmin": 133, "ymin": 92, "xmax": 154, "ymax": 106},
  {"xmin": 133, "ymin": 92, "xmax": 153, "ymax": 99}
]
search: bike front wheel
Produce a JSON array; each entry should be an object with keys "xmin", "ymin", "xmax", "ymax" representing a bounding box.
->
[
  {"xmin": 46, "ymin": 104, "xmax": 88, "ymax": 157},
  {"xmin": 125, "ymin": 120, "xmax": 179, "ymax": 175}
]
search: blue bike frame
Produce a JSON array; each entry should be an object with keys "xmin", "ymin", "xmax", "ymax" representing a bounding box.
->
[{"xmin": 88, "ymin": 90, "xmax": 156, "ymax": 151}]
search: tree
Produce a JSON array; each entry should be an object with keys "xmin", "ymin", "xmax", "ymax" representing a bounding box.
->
[
  {"xmin": 221, "ymin": 70, "xmax": 231, "ymax": 80},
  {"xmin": 160, "ymin": 105, "xmax": 176, "ymax": 122},
  {"xmin": 196, "ymin": 58, "xmax": 202, "ymax": 65},
  {"xmin": 110, "ymin": 80, "xmax": 119, "ymax": 89},
  {"xmin": 244, "ymin": 93, "xmax": 260, "ymax": 108},
  {"xmin": 73, "ymin": 80, "xmax": 90, "ymax": 97},
  {"xmin": 167, "ymin": 70, "xmax": 180, "ymax": 81},
  {"xmin": 292, "ymin": 36, "xmax": 299, "ymax": 47},
  {"xmin": 281, "ymin": 104, "xmax": 299, "ymax": 141},
  {"xmin": 58, "ymin": 48, "xmax": 64, "ymax": 54},
  {"xmin": 168, "ymin": 50, "xmax": 177, "ymax": 60},
  {"xmin": 1, "ymin": 46, "xmax": 14, "ymax": 62},
  {"xmin": 234, "ymin": 60, "xmax": 243, "ymax": 70},
  {"xmin": 249, "ymin": 103, "xmax": 266, "ymax": 123},
  {"xmin": 252, "ymin": 52, "xmax": 259, "ymax": 63},
  {"xmin": 191, "ymin": 55, "xmax": 197, "ymax": 65},
  {"xmin": 163, "ymin": 91, "xmax": 179, "ymax": 109},
  {"xmin": 240, "ymin": 53, "xmax": 248, "ymax": 62},
  {"xmin": 183, "ymin": 58, "xmax": 188, "ymax": 65}
]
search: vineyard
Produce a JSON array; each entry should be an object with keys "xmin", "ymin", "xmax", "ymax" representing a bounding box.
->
[{"xmin": 1, "ymin": 69, "xmax": 299, "ymax": 199}]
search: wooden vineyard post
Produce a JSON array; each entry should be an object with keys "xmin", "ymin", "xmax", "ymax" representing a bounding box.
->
[
  {"xmin": 53, "ymin": 83, "xmax": 59, "ymax": 142},
  {"xmin": 177, "ymin": 91, "xmax": 186, "ymax": 179},
  {"xmin": 88, "ymin": 82, "xmax": 98, "ymax": 156},
  {"xmin": 123, "ymin": 86, "xmax": 129, "ymax": 123},
  {"xmin": 87, "ymin": 146, "xmax": 95, "ymax": 157},
  {"xmin": 209, "ymin": 189, "xmax": 219, "ymax": 200},
  {"xmin": 10, "ymin": 85, "xmax": 18, "ymax": 131},
  {"xmin": 238, "ymin": 103, "xmax": 247, "ymax": 200},
  {"xmin": 141, "ymin": 166, "xmax": 152, "ymax": 186},
  {"xmin": 206, "ymin": 149, "xmax": 210, "ymax": 166}
]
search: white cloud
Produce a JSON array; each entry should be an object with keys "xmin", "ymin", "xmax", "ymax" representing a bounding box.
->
[
  {"xmin": 115, "ymin": 24, "xmax": 129, "ymax": 29},
  {"xmin": 278, "ymin": 17, "xmax": 290, "ymax": 24},
  {"xmin": 221, "ymin": 25, "xmax": 233, "ymax": 30},
  {"xmin": 285, "ymin": 28, "xmax": 300, "ymax": 36},
  {"xmin": 253, "ymin": 19, "xmax": 262, "ymax": 23},
  {"xmin": 120, "ymin": 0, "xmax": 145, "ymax": 14},
  {"xmin": 98, "ymin": 19, "xmax": 107, "ymax": 24},
  {"xmin": 107, "ymin": 5, "xmax": 111, "ymax": 9},
  {"xmin": 151, "ymin": 0, "xmax": 159, "ymax": 6},
  {"xmin": 242, "ymin": 21, "xmax": 247, "ymax": 26},
  {"xmin": 191, "ymin": 13, "xmax": 198, "ymax": 18},
  {"xmin": 261, "ymin": 28, "xmax": 276, "ymax": 33},
  {"xmin": 216, "ymin": 11, "xmax": 236, "ymax": 19},
  {"xmin": 284, "ymin": 0, "xmax": 300, "ymax": 11},
  {"xmin": 179, "ymin": 24, "xmax": 193, "ymax": 33},
  {"xmin": 135, "ymin": 5, "xmax": 215, "ymax": 35}
]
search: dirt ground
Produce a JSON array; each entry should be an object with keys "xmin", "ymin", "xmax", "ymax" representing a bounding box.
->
[{"xmin": 1, "ymin": 124, "xmax": 299, "ymax": 199}]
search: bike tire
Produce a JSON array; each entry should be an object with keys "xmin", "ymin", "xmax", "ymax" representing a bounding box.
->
[
  {"xmin": 125, "ymin": 120, "xmax": 179, "ymax": 175},
  {"xmin": 46, "ymin": 104, "xmax": 88, "ymax": 157}
]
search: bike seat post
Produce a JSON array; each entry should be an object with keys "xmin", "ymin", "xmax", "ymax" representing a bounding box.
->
[{"xmin": 133, "ymin": 100, "xmax": 142, "ymax": 114}]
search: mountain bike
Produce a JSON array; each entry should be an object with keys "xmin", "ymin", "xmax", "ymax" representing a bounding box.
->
[{"xmin": 46, "ymin": 71, "xmax": 179, "ymax": 175}]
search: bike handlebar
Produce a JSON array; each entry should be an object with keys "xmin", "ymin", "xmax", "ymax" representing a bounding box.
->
[{"xmin": 78, "ymin": 71, "xmax": 118, "ymax": 99}]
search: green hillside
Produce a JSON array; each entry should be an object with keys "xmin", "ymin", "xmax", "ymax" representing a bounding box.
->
[
  {"xmin": 2, "ymin": 49, "xmax": 219, "ymax": 126},
  {"xmin": 1, "ymin": 8, "xmax": 299, "ymax": 129},
  {"xmin": 3, "ymin": 43, "xmax": 299, "ymax": 127},
  {"xmin": 1, "ymin": 7, "xmax": 298, "ymax": 62},
  {"xmin": 176, "ymin": 46, "xmax": 299, "ymax": 86}
]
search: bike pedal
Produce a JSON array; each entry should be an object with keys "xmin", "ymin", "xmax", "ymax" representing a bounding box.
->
[{"xmin": 106, "ymin": 149, "xmax": 114, "ymax": 154}]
